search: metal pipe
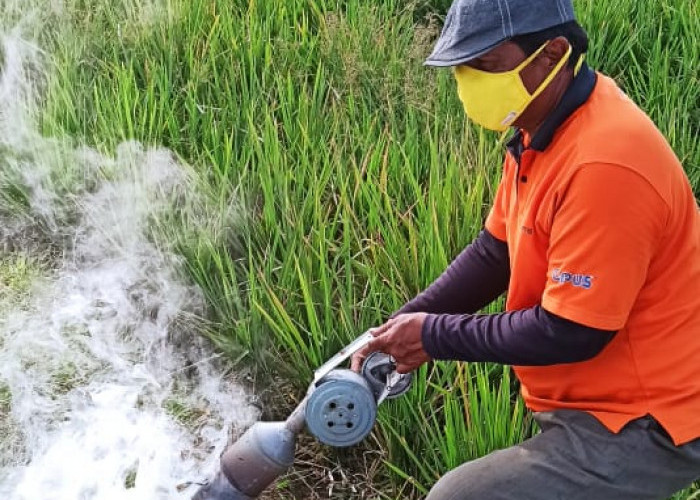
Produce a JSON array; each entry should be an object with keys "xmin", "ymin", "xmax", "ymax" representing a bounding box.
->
[
  {"xmin": 284, "ymin": 396, "xmax": 308, "ymax": 434},
  {"xmin": 192, "ymin": 472, "xmax": 252, "ymax": 500}
]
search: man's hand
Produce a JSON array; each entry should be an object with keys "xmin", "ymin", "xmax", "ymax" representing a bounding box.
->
[{"xmin": 350, "ymin": 313, "xmax": 431, "ymax": 374}]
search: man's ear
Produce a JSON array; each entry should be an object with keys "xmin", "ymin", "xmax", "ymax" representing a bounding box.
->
[{"xmin": 541, "ymin": 37, "xmax": 570, "ymax": 69}]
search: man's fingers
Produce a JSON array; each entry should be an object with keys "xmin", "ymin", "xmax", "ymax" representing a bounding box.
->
[
  {"xmin": 350, "ymin": 345, "xmax": 370, "ymax": 372},
  {"xmin": 369, "ymin": 319, "xmax": 394, "ymax": 337},
  {"xmin": 396, "ymin": 363, "xmax": 413, "ymax": 374},
  {"xmin": 350, "ymin": 319, "xmax": 401, "ymax": 372},
  {"xmin": 366, "ymin": 330, "xmax": 391, "ymax": 352}
]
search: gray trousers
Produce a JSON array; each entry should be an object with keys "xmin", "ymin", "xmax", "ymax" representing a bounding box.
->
[{"xmin": 426, "ymin": 410, "xmax": 700, "ymax": 500}]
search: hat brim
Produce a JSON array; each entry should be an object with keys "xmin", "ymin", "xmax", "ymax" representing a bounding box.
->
[{"xmin": 423, "ymin": 38, "xmax": 506, "ymax": 67}]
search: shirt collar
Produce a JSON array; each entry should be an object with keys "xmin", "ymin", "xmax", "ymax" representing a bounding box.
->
[{"xmin": 506, "ymin": 63, "xmax": 597, "ymax": 160}]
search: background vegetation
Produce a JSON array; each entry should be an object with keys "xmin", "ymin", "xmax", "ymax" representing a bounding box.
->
[{"xmin": 3, "ymin": 0, "xmax": 698, "ymax": 497}]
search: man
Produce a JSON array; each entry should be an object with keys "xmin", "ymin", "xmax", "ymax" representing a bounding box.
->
[{"xmin": 351, "ymin": 0, "xmax": 700, "ymax": 498}]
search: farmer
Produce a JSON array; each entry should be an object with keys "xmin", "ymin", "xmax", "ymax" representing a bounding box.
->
[{"xmin": 351, "ymin": 0, "xmax": 700, "ymax": 498}]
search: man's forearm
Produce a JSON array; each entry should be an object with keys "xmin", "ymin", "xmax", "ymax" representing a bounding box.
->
[
  {"xmin": 393, "ymin": 230, "xmax": 510, "ymax": 316},
  {"xmin": 422, "ymin": 306, "xmax": 616, "ymax": 365}
]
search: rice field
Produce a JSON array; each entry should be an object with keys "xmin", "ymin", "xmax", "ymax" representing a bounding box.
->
[{"xmin": 2, "ymin": 0, "xmax": 699, "ymax": 498}]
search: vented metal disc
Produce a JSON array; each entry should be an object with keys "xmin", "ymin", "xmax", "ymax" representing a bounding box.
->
[
  {"xmin": 305, "ymin": 369, "xmax": 377, "ymax": 447},
  {"xmin": 361, "ymin": 351, "xmax": 413, "ymax": 400}
]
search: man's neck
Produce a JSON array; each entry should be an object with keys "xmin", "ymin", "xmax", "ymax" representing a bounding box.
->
[{"xmin": 521, "ymin": 69, "xmax": 575, "ymax": 138}]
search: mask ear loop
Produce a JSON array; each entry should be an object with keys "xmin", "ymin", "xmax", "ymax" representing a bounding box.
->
[
  {"xmin": 573, "ymin": 53, "xmax": 585, "ymax": 76},
  {"xmin": 530, "ymin": 41, "xmax": 583, "ymax": 78}
]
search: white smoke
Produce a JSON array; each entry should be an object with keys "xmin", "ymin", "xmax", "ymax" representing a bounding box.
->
[{"xmin": 0, "ymin": 13, "xmax": 257, "ymax": 500}]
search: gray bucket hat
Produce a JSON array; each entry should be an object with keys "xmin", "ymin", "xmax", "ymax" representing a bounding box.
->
[{"xmin": 425, "ymin": 0, "xmax": 576, "ymax": 67}]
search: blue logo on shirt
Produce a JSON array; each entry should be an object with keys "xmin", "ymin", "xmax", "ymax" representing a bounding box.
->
[{"xmin": 551, "ymin": 269, "xmax": 593, "ymax": 289}]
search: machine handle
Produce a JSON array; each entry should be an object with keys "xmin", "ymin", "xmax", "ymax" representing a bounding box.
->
[{"xmin": 312, "ymin": 330, "xmax": 375, "ymax": 384}]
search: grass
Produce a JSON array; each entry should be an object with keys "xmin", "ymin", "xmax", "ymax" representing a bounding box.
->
[
  {"xmin": 162, "ymin": 398, "xmax": 209, "ymax": 429},
  {"xmin": 1, "ymin": 0, "xmax": 698, "ymax": 497},
  {"xmin": 49, "ymin": 361, "xmax": 85, "ymax": 396},
  {"xmin": 0, "ymin": 382, "xmax": 11, "ymax": 428},
  {"xmin": 0, "ymin": 255, "xmax": 40, "ymax": 302}
]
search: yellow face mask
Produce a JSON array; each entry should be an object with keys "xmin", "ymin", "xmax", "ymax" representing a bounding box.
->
[{"xmin": 454, "ymin": 41, "xmax": 574, "ymax": 132}]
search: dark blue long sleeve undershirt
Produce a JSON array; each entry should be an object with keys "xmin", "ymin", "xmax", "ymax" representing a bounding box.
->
[{"xmin": 394, "ymin": 230, "xmax": 617, "ymax": 366}]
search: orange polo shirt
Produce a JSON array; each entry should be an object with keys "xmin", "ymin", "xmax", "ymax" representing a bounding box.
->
[{"xmin": 485, "ymin": 68, "xmax": 700, "ymax": 445}]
